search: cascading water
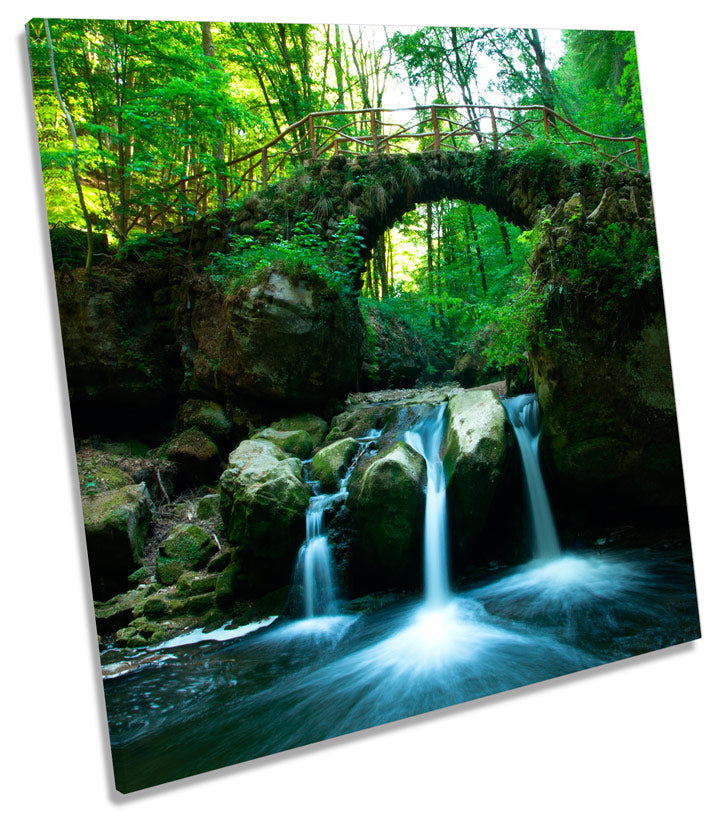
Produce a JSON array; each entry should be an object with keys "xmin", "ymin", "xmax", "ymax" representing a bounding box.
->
[
  {"xmin": 404, "ymin": 404, "xmax": 451, "ymax": 608},
  {"xmin": 296, "ymin": 494, "xmax": 338, "ymax": 619},
  {"xmin": 293, "ymin": 430, "xmax": 381, "ymax": 618},
  {"xmin": 502, "ymin": 393, "xmax": 562, "ymax": 559}
]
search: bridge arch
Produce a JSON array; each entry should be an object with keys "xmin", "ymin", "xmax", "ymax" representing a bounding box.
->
[{"xmin": 214, "ymin": 148, "xmax": 636, "ymax": 276}]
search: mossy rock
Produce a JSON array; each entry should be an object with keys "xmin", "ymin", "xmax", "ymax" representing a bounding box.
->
[
  {"xmin": 114, "ymin": 627, "xmax": 138, "ymax": 646},
  {"xmin": 128, "ymin": 565, "xmax": 154, "ymax": 586},
  {"xmin": 80, "ymin": 464, "xmax": 134, "ymax": 495},
  {"xmin": 176, "ymin": 399, "xmax": 232, "ymax": 440},
  {"xmin": 326, "ymin": 404, "xmax": 396, "ymax": 443},
  {"xmin": 252, "ymin": 427, "xmax": 314, "ymax": 459},
  {"xmin": 215, "ymin": 562, "xmax": 244, "ymax": 609},
  {"xmin": 348, "ymin": 441, "xmax": 426, "ymax": 590},
  {"xmin": 140, "ymin": 595, "xmax": 170, "ymax": 620},
  {"xmin": 220, "ymin": 442, "xmax": 309, "ymax": 592},
  {"xmin": 311, "ymin": 437, "xmax": 360, "ymax": 491},
  {"xmin": 158, "ymin": 523, "xmax": 216, "ymax": 569},
  {"xmin": 176, "ymin": 572, "xmax": 218, "ymax": 596},
  {"xmin": 160, "ymin": 428, "xmax": 220, "ymax": 485},
  {"xmin": 156, "ymin": 557, "xmax": 184, "ymax": 585},
  {"xmin": 443, "ymin": 390, "xmax": 508, "ymax": 561},
  {"xmin": 270, "ymin": 412, "xmax": 329, "ymax": 448},
  {"xmin": 169, "ymin": 592, "xmax": 216, "ymax": 616},
  {"xmin": 126, "ymin": 634, "xmax": 149, "ymax": 648},
  {"xmin": 196, "ymin": 493, "xmax": 221, "ymax": 520},
  {"xmin": 95, "ymin": 587, "xmax": 149, "ymax": 634},
  {"xmin": 207, "ymin": 550, "xmax": 231, "ymax": 573},
  {"xmin": 83, "ymin": 483, "xmax": 153, "ymax": 600}
]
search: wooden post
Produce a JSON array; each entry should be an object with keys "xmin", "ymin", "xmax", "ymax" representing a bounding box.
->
[
  {"xmin": 634, "ymin": 137, "xmax": 642, "ymax": 172},
  {"xmin": 542, "ymin": 107, "xmax": 550, "ymax": 139},
  {"xmin": 489, "ymin": 107, "xmax": 498, "ymax": 149},
  {"xmin": 370, "ymin": 109, "xmax": 379, "ymax": 153},
  {"xmin": 308, "ymin": 114, "xmax": 317, "ymax": 159},
  {"xmin": 431, "ymin": 106, "xmax": 441, "ymax": 150},
  {"xmin": 261, "ymin": 146, "xmax": 268, "ymax": 185}
]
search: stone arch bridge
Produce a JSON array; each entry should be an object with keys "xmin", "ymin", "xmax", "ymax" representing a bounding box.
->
[{"xmin": 164, "ymin": 148, "xmax": 650, "ymax": 274}]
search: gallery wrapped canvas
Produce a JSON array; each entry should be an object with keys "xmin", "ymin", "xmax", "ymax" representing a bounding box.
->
[{"xmin": 26, "ymin": 17, "xmax": 701, "ymax": 793}]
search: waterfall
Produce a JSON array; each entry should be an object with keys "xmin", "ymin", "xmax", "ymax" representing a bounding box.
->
[
  {"xmin": 404, "ymin": 404, "xmax": 451, "ymax": 608},
  {"xmin": 294, "ymin": 430, "xmax": 381, "ymax": 618},
  {"xmin": 502, "ymin": 394, "xmax": 562, "ymax": 559}
]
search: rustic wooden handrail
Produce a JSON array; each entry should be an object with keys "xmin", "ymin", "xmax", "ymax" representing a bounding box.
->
[{"xmin": 147, "ymin": 103, "xmax": 644, "ymax": 226}]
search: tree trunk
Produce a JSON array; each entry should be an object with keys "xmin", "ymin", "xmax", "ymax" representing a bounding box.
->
[
  {"xmin": 44, "ymin": 19, "xmax": 94, "ymax": 272},
  {"xmin": 202, "ymin": 22, "xmax": 227, "ymax": 206},
  {"xmin": 426, "ymin": 203, "xmax": 437, "ymax": 330},
  {"xmin": 374, "ymin": 232, "xmax": 389, "ymax": 300}
]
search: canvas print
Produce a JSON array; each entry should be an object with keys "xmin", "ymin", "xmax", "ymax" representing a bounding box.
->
[{"xmin": 26, "ymin": 19, "xmax": 701, "ymax": 792}]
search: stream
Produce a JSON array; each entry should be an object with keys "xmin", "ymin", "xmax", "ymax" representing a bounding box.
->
[{"xmin": 104, "ymin": 397, "xmax": 700, "ymax": 792}]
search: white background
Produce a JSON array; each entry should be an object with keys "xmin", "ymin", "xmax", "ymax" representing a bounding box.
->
[{"xmin": 3, "ymin": 2, "xmax": 718, "ymax": 816}]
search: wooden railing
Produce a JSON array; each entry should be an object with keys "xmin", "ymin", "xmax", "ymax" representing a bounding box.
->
[{"xmin": 155, "ymin": 104, "xmax": 644, "ymax": 224}]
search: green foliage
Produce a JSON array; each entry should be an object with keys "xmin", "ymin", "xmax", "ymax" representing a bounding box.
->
[
  {"xmin": 555, "ymin": 222, "xmax": 660, "ymax": 300},
  {"xmin": 208, "ymin": 213, "xmax": 364, "ymax": 295},
  {"xmin": 116, "ymin": 232, "xmax": 179, "ymax": 263}
]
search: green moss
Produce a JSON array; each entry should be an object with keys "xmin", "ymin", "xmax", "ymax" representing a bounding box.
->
[
  {"xmin": 251, "ymin": 427, "xmax": 314, "ymax": 459},
  {"xmin": 311, "ymin": 438, "xmax": 359, "ymax": 491}
]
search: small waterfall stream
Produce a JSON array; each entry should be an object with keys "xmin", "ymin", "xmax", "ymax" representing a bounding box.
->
[
  {"xmin": 502, "ymin": 394, "xmax": 562, "ymax": 559},
  {"xmin": 293, "ymin": 430, "xmax": 381, "ymax": 618},
  {"xmin": 404, "ymin": 404, "xmax": 451, "ymax": 608}
]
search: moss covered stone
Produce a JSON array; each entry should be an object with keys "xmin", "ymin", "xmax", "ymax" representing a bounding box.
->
[
  {"xmin": 95, "ymin": 586, "xmax": 149, "ymax": 634},
  {"xmin": 140, "ymin": 595, "xmax": 170, "ymax": 619},
  {"xmin": 443, "ymin": 390, "xmax": 507, "ymax": 560},
  {"xmin": 207, "ymin": 550, "xmax": 231, "ymax": 573},
  {"xmin": 169, "ymin": 592, "xmax": 216, "ymax": 616},
  {"xmin": 83, "ymin": 483, "xmax": 153, "ymax": 600},
  {"xmin": 176, "ymin": 572, "xmax": 218, "ymax": 596},
  {"xmin": 156, "ymin": 524, "xmax": 216, "ymax": 585},
  {"xmin": 196, "ymin": 494, "xmax": 221, "ymax": 520},
  {"xmin": 252, "ymin": 427, "xmax": 314, "ymax": 459},
  {"xmin": 348, "ymin": 441, "xmax": 426, "ymax": 590},
  {"xmin": 270, "ymin": 412, "xmax": 329, "ymax": 448},
  {"xmin": 176, "ymin": 399, "xmax": 232, "ymax": 440},
  {"xmin": 326, "ymin": 404, "xmax": 395, "ymax": 443},
  {"xmin": 219, "ymin": 441, "xmax": 309, "ymax": 591},
  {"xmin": 311, "ymin": 437, "xmax": 360, "ymax": 491},
  {"xmin": 160, "ymin": 428, "xmax": 220, "ymax": 485}
]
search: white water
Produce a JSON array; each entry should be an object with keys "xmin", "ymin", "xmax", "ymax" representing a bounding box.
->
[
  {"xmin": 294, "ymin": 430, "xmax": 382, "ymax": 618},
  {"xmin": 503, "ymin": 394, "xmax": 562, "ymax": 559},
  {"xmin": 404, "ymin": 404, "xmax": 451, "ymax": 608}
]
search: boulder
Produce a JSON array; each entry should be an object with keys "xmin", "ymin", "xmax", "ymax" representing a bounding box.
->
[
  {"xmin": 531, "ymin": 307, "xmax": 684, "ymax": 509},
  {"xmin": 196, "ymin": 493, "xmax": 221, "ymax": 520},
  {"xmin": 219, "ymin": 439, "xmax": 310, "ymax": 592},
  {"xmin": 94, "ymin": 586, "xmax": 153, "ymax": 634},
  {"xmin": 160, "ymin": 428, "xmax": 220, "ymax": 486},
  {"xmin": 325, "ymin": 404, "xmax": 396, "ymax": 443},
  {"xmin": 155, "ymin": 523, "xmax": 216, "ymax": 585},
  {"xmin": 269, "ymin": 412, "xmax": 329, "ymax": 448},
  {"xmin": 176, "ymin": 399, "xmax": 232, "ymax": 440},
  {"xmin": 83, "ymin": 483, "xmax": 153, "ymax": 600},
  {"xmin": 443, "ymin": 390, "xmax": 508, "ymax": 561},
  {"xmin": 311, "ymin": 438, "xmax": 360, "ymax": 491},
  {"xmin": 176, "ymin": 572, "xmax": 218, "ymax": 596},
  {"xmin": 55, "ymin": 265, "xmax": 182, "ymax": 436},
  {"xmin": 347, "ymin": 441, "xmax": 426, "ymax": 591},
  {"xmin": 251, "ymin": 427, "xmax": 314, "ymax": 459},
  {"xmin": 189, "ymin": 270, "xmax": 364, "ymax": 408}
]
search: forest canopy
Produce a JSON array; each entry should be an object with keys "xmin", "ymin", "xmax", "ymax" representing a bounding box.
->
[{"xmin": 27, "ymin": 19, "xmax": 646, "ymax": 373}]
